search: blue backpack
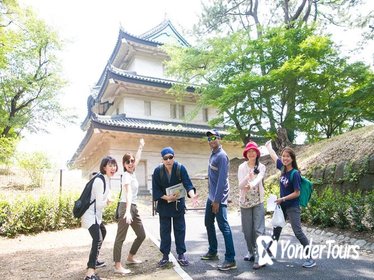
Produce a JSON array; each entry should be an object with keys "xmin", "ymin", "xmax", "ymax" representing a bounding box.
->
[
  {"xmin": 290, "ymin": 169, "xmax": 313, "ymax": 207},
  {"xmin": 73, "ymin": 173, "xmax": 105, "ymax": 218}
]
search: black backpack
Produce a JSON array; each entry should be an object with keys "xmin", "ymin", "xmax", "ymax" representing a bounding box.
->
[{"xmin": 73, "ymin": 173, "xmax": 106, "ymax": 219}]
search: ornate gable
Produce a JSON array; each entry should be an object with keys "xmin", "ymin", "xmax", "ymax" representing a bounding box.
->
[{"xmin": 139, "ymin": 19, "xmax": 190, "ymax": 46}]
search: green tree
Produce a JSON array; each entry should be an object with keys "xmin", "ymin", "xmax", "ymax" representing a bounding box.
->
[
  {"xmin": 17, "ymin": 151, "xmax": 51, "ymax": 188},
  {"xmin": 0, "ymin": 1, "xmax": 73, "ymax": 141},
  {"xmin": 165, "ymin": 0, "xmax": 373, "ymax": 147}
]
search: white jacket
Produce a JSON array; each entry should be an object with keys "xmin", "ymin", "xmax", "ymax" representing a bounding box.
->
[{"xmin": 81, "ymin": 175, "xmax": 111, "ymax": 229}]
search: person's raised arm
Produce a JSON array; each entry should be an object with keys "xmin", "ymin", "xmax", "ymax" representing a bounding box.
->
[
  {"xmin": 265, "ymin": 140, "xmax": 278, "ymax": 163},
  {"xmin": 134, "ymin": 138, "xmax": 145, "ymax": 166}
]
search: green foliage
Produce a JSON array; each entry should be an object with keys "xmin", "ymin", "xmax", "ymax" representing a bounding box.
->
[
  {"xmin": 103, "ymin": 200, "xmax": 118, "ymax": 222},
  {"xmin": 300, "ymin": 186, "xmax": 373, "ymax": 232},
  {"xmin": 164, "ymin": 25, "xmax": 374, "ymax": 145},
  {"xmin": 0, "ymin": 191, "xmax": 117, "ymax": 238},
  {"xmin": 348, "ymin": 191, "xmax": 367, "ymax": 232},
  {"xmin": 367, "ymin": 191, "xmax": 374, "ymax": 230},
  {"xmin": 17, "ymin": 151, "xmax": 51, "ymax": 188},
  {"xmin": 0, "ymin": 1, "xmax": 76, "ymax": 139},
  {"xmin": 0, "ymin": 136, "xmax": 18, "ymax": 165}
]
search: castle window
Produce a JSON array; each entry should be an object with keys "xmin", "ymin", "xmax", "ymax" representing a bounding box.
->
[
  {"xmin": 203, "ymin": 108, "xmax": 209, "ymax": 122},
  {"xmin": 178, "ymin": 104, "xmax": 185, "ymax": 119},
  {"xmin": 144, "ymin": 101, "xmax": 151, "ymax": 116},
  {"xmin": 170, "ymin": 104, "xmax": 177, "ymax": 119}
]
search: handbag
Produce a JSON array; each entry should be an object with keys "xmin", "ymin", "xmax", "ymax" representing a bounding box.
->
[
  {"xmin": 115, "ymin": 175, "xmax": 123, "ymax": 220},
  {"xmin": 115, "ymin": 202, "xmax": 120, "ymax": 220},
  {"xmin": 271, "ymin": 205, "xmax": 286, "ymax": 227}
]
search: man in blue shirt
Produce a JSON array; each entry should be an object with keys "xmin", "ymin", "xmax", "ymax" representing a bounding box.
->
[
  {"xmin": 201, "ymin": 130, "xmax": 236, "ymax": 271},
  {"xmin": 152, "ymin": 147, "xmax": 198, "ymax": 268}
]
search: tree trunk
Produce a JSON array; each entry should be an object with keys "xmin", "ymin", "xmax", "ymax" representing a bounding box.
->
[{"xmin": 275, "ymin": 127, "xmax": 292, "ymax": 152}]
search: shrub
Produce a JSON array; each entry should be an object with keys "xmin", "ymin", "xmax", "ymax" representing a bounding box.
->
[
  {"xmin": 348, "ymin": 191, "xmax": 368, "ymax": 232},
  {"xmin": 0, "ymin": 192, "xmax": 102, "ymax": 237},
  {"xmin": 17, "ymin": 151, "xmax": 51, "ymax": 188}
]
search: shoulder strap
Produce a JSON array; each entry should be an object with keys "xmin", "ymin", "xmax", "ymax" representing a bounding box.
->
[
  {"xmin": 96, "ymin": 173, "xmax": 106, "ymax": 193},
  {"xmin": 118, "ymin": 173, "xmax": 123, "ymax": 199},
  {"xmin": 289, "ymin": 169, "xmax": 298, "ymax": 183},
  {"xmin": 176, "ymin": 163, "xmax": 182, "ymax": 182},
  {"xmin": 159, "ymin": 164, "xmax": 164, "ymax": 180}
]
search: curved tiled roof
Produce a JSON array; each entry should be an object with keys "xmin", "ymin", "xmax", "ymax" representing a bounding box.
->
[
  {"xmin": 68, "ymin": 114, "xmax": 226, "ymax": 167},
  {"xmin": 91, "ymin": 114, "xmax": 226, "ymax": 138},
  {"xmin": 95, "ymin": 65, "xmax": 195, "ymax": 103}
]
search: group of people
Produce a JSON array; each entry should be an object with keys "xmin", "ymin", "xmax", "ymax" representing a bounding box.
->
[
  {"xmin": 80, "ymin": 129, "xmax": 316, "ymax": 280},
  {"xmin": 81, "ymin": 139, "xmax": 147, "ymax": 280}
]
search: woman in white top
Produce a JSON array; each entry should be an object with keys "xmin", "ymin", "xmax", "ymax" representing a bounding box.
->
[
  {"xmin": 237, "ymin": 141, "xmax": 266, "ymax": 270},
  {"xmin": 82, "ymin": 156, "xmax": 118, "ymax": 280},
  {"xmin": 113, "ymin": 139, "xmax": 146, "ymax": 275}
]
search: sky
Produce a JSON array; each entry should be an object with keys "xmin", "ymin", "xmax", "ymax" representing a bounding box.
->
[
  {"xmin": 17, "ymin": 0, "xmax": 373, "ymax": 168},
  {"xmin": 17, "ymin": 0, "xmax": 203, "ymax": 168}
]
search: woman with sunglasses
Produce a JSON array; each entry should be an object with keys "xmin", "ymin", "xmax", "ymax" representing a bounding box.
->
[
  {"xmin": 152, "ymin": 147, "xmax": 198, "ymax": 267},
  {"xmin": 113, "ymin": 138, "xmax": 146, "ymax": 275}
]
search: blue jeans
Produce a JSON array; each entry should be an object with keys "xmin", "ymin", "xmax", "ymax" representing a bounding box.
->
[{"xmin": 204, "ymin": 199, "xmax": 235, "ymax": 262}]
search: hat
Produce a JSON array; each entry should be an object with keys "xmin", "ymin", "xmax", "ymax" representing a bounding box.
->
[
  {"xmin": 243, "ymin": 141, "xmax": 260, "ymax": 159},
  {"xmin": 206, "ymin": 129, "xmax": 220, "ymax": 138},
  {"xmin": 161, "ymin": 147, "xmax": 174, "ymax": 157}
]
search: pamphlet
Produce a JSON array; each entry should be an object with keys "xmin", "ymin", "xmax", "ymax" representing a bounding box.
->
[
  {"xmin": 267, "ymin": 194, "xmax": 277, "ymax": 212},
  {"xmin": 165, "ymin": 183, "xmax": 186, "ymax": 202}
]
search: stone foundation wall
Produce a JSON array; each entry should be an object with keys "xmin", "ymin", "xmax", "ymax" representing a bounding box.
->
[{"xmin": 308, "ymin": 154, "xmax": 374, "ymax": 192}]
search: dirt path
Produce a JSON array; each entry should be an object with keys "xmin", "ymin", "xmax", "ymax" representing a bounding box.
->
[{"xmin": 0, "ymin": 223, "xmax": 181, "ymax": 280}]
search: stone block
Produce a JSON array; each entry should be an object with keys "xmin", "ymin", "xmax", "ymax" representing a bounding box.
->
[
  {"xmin": 334, "ymin": 161, "xmax": 346, "ymax": 183},
  {"xmin": 312, "ymin": 167, "xmax": 325, "ymax": 182},
  {"xmin": 358, "ymin": 174, "xmax": 374, "ymax": 191},
  {"xmin": 324, "ymin": 164, "xmax": 336, "ymax": 183},
  {"xmin": 369, "ymin": 155, "xmax": 374, "ymax": 174}
]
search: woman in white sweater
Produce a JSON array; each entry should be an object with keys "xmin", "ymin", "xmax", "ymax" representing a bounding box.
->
[
  {"xmin": 82, "ymin": 156, "xmax": 118, "ymax": 280},
  {"xmin": 237, "ymin": 141, "xmax": 266, "ymax": 270}
]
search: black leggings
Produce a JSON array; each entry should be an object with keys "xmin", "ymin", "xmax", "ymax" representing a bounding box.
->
[
  {"xmin": 87, "ymin": 223, "xmax": 107, "ymax": 269},
  {"xmin": 270, "ymin": 205, "xmax": 310, "ymax": 255}
]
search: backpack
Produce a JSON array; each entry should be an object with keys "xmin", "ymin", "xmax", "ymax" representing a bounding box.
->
[
  {"xmin": 73, "ymin": 173, "xmax": 106, "ymax": 219},
  {"xmin": 290, "ymin": 169, "xmax": 313, "ymax": 207},
  {"xmin": 159, "ymin": 162, "xmax": 182, "ymax": 182}
]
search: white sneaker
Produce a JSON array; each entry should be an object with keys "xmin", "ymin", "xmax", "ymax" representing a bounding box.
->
[
  {"xmin": 243, "ymin": 252, "xmax": 254, "ymax": 261},
  {"xmin": 302, "ymin": 258, "xmax": 316, "ymax": 268},
  {"xmin": 114, "ymin": 267, "xmax": 131, "ymax": 274}
]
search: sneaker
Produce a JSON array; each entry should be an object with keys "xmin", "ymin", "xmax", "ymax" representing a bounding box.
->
[
  {"xmin": 126, "ymin": 259, "xmax": 142, "ymax": 264},
  {"xmin": 84, "ymin": 274, "xmax": 101, "ymax": 280},
  {"xmin": 158, "ymin": 258, "xmax": 170, "ymax": 268},
  {"xmin": 302, "ymin": 258, "xmax": 316, "ymax": 268},
  {"xmin": 177, "ymin": 254, "xmax": 189, "ymax": 266},
  {"xmin": 252, "ymin": 263, "xmax": 265, "ymax": 270},
  {"xmin": 243, "ymin": 253, "xmax": 254, "ymax": 262},
  {"xmin": 217, "ymin": 260, "xmax": 237, "ymax": 271},
  {"xmin": 95, "ymin": 260, "xmax": 106, "ymax": 268},
  {"xmin": 201, "ymin": 252, "xmax": 219, "ymax": 260},
  {"xmin": 114, "ymin": 267, "xmax": 131, "ymax": 275}
]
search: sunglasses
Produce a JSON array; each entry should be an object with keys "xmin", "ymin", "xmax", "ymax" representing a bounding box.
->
[
  {"xmin": 125, "ymin": 159, "xmax": 135, "ymax": 165},
  {"xmin": 208, "ymin": 136, "xmax": 217, "ymax": 142},
  {"xmin": 163, "ymin": 155, "xmax": 174, "ymax": 161}
]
